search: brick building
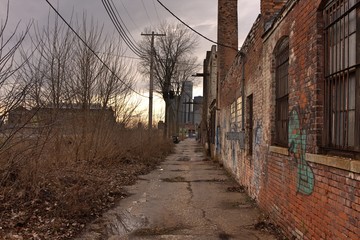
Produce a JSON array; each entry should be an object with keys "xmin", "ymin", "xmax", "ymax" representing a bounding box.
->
[
  {"xmin": 203, "ymin": 0, "xmax": 360, "ymax": 239},
  {"xmin": 7, "ymin": 105, "xmax": 116, "ymax": 132}
]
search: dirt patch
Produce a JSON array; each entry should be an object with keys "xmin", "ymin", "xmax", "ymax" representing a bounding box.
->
[
  {"xmin": 219, "ymin": 232, "xmax": 233, "ymax": 240},
  {"xmin": 194, "ymin": 148, "xmax": 204, "ymax": 153},
  {"xmin": 176, "ymin": 156, "xmax": 191, "ymax": 161},
  {"xmin": 254, "ymin": 221, "xmax": 286, "ymax": 240},
  {"xmin": 226, "ymin": 186, "xmax": 245, "ymax": 193},
  {"xmin": 191, "ymin": 178, "xmax": 228, "ymax": 183},
  {"xmin": 220, "ymin": 201, "xmax": 253, "ymax": 209}
]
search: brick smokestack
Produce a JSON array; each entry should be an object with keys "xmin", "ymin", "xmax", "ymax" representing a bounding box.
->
[
  {"xmin": 217, "ymin": 0, "xmax": 238, "ymax": 85},
  {"xmin": 261, "ymin": 0, "xmax": 287, "ymax": 21}
]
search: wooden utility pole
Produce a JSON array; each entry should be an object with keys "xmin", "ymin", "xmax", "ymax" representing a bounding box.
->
[{"xmin": 141, "ymin": 31, "xmax": 165, "ymax": 129}]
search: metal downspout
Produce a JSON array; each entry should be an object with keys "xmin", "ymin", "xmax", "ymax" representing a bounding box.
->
[{"xmin": 240, "ymin": 52, "xmax": 245, "ymax": 131}]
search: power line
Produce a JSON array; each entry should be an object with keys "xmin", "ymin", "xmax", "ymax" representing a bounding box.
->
[
  {"xmin": 152, "ymin": 0, "xmax": 162, "ymax": 23},
  {"xmin": 96, "ymin": 52, "xmax": 141, "ymax": 61},
  {"xmin": 155, "ymin": 0, "xmax": 238, "ymax": 51},
  {"xmin": 102, "ymin": 0, "xmax": 143, "ymax": 57},
  {"xmin": 141, "ymin": 0, "xmax": 153, "ymax": 27},
  {"xmin": 119, "ymin": 0, "xmax": 140, "ymax": 31},
  {"xmin": 44, "ymin": 0, "xmax": 148, "ymax": 98},
  {"xmin": 108, "ymin": 0, "xmax": 138, "ymax": 44}
]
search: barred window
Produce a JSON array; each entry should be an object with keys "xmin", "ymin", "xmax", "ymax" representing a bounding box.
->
[
  {"xmin": 275, "ymin": 37, "xmax": 289, "ymax": 147},
  {"xmin": 324, "ymin": 0, "xmax": 359, "ymax": 152}
]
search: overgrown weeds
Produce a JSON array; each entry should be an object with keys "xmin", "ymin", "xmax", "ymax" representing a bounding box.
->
[{"xmin": 0, "ymin": 120, "xmax": 173, "ymax": 239}]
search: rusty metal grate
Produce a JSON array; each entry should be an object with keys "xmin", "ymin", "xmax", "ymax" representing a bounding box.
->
[{"xmin": 324, "ymin": 0, "xmax": 359, "ymax": 151}]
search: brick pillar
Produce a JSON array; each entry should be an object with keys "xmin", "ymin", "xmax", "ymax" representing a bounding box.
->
[
  {"xmin": 217, "ymin": 0, "xmax": 238, "ymax": 110},
  {"xmin": 217, "ymin": 0, "xmax": 238, "ymax": 86}
]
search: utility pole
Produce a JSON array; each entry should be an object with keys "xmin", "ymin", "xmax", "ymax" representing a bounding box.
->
[{"xmin": 141, "ymin": 31, "xmax": 165, "ymax": 129}]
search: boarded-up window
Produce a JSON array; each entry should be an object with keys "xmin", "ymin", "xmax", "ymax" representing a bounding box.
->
[
  {"xmin": 275, "ymin": 38, "xmax": 289, "ymax": 147},
  {"xmin": 324, "ymin": 0, "xmax": 359, "ymax": 151}
]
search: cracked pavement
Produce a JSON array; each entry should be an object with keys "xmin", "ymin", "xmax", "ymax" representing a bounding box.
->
[{"xmin": 77, "ymin": 139, "xmax": 277, "ymax": 240}]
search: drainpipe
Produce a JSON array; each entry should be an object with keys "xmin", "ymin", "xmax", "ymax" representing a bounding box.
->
[{"xmin": 240, "ymin": 52, "xmax": 246, "ymax": 131}]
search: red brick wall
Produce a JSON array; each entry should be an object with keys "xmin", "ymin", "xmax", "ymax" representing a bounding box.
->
[
  {"xmin": 218, "ymin": 0, "xmax": 360, "ymax": 239},
  {"xmin": 257, "ymin": 151, "xmax": 360, "ymax": 239},
  {"xmin": 261, "ymin": 0, "xmax": 287, "ymax": 20}
]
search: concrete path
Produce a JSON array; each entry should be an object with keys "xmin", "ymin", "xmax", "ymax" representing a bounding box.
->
[{"xmin": 78, "ymin": 139, "xmax": 276, "ymax": 240}]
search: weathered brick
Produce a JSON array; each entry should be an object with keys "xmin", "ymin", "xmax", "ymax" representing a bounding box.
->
[{"xmin": 213, "ymin": 0, "xmax": 360, "ymax": 239}]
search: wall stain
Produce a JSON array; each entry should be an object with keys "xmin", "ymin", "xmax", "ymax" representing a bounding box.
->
[{"xmin": 252, "ymin": 121, "xmax": 264, "ymax": 197}]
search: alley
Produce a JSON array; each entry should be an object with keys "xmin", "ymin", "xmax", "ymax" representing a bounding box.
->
[{"xmin": 78, "ymin": 139, "xmax": 277, "ymax": 240}]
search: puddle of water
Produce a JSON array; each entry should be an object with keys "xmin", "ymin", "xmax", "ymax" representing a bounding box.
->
[
  {"xmin": 130, "ymin": 225, "xmax": 186, "ymax": 237},
  {"xmin": 161, "ymin": 176, "xmax": 186, "ymax": 182}
]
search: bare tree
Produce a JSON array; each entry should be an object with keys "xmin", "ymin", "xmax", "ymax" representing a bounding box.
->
[
  {"xmin": 18, "ymin": 11, "xmax": 141, "ymax": 162},
  {"xmin": 114, "ymin": 96, "xmax": 143, "ymax": 128},
  {"xmin": 139, "ymin": 21, "xmax": 199, "ymax": 137},
  {"xmin": 0, "ymin": 0, "xmax": 33, "ymax": 187},
  {"xmin": 20, "ymin": 11, "xmax": 75, "ymax": 109},
  {"xmin": 0, "ymin": 0, "xmax": 30, "ymax": 130},
  {"xmin": 96, "ymin": 37, "xmax": 136, "ymax": 109},
  {"xmin": 69, "ymin": 16, "xmax": 105, "ymax": 110}
]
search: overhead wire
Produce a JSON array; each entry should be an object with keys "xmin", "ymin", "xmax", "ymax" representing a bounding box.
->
[
  {"xmin": 95, "ymin": 52, "xmax": 141, "ymax": 61},
  {"xmin": 152, "ymin": 0, "xmax": 162, "ymax": 23},
  {"xmin": 102, "ymin": 0, "xmax": 143, "ymax": 57},
  {"xmin": 119, "ymin": 0, "xmax": 140, "ymax": 30},
  {"xmin": 44, "ymin": 0, "xmax": 148, "ymax": 98},
  {"xmin": 108, "ymin": 0, "xmax": 138, "ymax": 44},
  {"xmin": 141, "ymin": 0, "xmax": 154, "ymax": 27},
  {"xmin": 96, "ymin": 52, "xmax": 200, "ymax": 67},
  {"xmin": 155, "ymin": 0, "xmax": 238, "ymax": 51}
]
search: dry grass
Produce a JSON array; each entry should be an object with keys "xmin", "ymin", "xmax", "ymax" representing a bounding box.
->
[{"xmin": 0, "ymin": 121, "xmax": 173, "ymax": 239}]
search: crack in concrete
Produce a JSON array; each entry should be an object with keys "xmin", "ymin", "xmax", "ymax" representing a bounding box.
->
[
  {"xmin": 186, "ymin": 182, "xmax": 193, "ymax": 204},
  {"xmin": 161, "ymin": 177, "xmax": 229, "ymax": 183}
]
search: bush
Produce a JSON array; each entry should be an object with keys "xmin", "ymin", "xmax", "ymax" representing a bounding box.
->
[{"xmin": 0, "ymin": 121, "xmax": 173, "ymax": 239}]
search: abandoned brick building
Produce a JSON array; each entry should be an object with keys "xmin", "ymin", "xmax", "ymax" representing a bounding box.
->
[{"xmin": 202, "ymin": 0, "xmax": 359, "ymax": 239}]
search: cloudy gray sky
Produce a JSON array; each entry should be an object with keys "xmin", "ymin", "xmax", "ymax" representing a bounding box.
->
[{"xmin": 1, "ymin": 0, "xmax": 260, "ymax": 118}]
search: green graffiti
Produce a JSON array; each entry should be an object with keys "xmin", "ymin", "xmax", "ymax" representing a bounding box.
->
[{"xmin": 288, "ymin": 109, "xmax": 314, "ymax": 195}]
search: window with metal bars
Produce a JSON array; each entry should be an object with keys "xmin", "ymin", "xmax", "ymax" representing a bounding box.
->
[
  {"xmin": 324, "ymin": 0, "xmax": 359, "ymax": 152},
  {"xmin": 275, "ymin": 37, "xmax": 289, "ymax": 147}
]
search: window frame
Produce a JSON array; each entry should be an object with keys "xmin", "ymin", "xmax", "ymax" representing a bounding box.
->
[
  {"xmin": 323, "ymin": 0, "xmax": 360, "ymax": 154},
  {"xmin": 274, "ymin": 37, "xmax": 290, "ymax": 147}
]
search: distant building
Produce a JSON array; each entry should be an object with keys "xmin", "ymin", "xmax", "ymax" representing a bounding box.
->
[
  {"xmin": 201, "ymin": 45, "xmax": 218, "ymax": 154},
  {"xmin": 193, "ymin": 96, "xmax": 203, "ymax": 124},
  {"xmin": 178, "ymin": 81, "xmax": 193, "ymax": 125},
  {"xmin": 7, "ymin": 105, "xmax": 116, "ymax": 132}
]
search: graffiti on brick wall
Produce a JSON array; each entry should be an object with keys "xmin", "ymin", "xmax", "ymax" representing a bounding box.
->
[
  {"xmin": 252, "ymin": 121, "xmax": 262, "ymax": 196},
  {"xmin": 288, "ymin": 108, "xmax": 314, "ymax": 195},
  {"xmin": 252, "ymin": 121, "xmax": 268, "ymax": 196},
  {"xmin": 216, "ymin": 126, "xmax": 221, "ymax": 155},
  {"xmin": 254, "ymin": 121, "xmax": 262, "ymax": 146}
]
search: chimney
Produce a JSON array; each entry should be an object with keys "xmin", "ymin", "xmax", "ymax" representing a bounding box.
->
[
  {"xmin": 261, "ymin": 0, "xmax": 287, "ymax": 21},
  {"xmin": 217, "ymin": 0, "xmax": 238, "ymax": 85}
]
